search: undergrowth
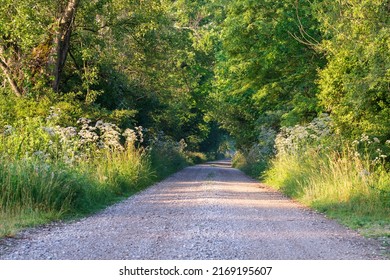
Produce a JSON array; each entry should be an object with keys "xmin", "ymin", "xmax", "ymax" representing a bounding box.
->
[
  {"xmin": 265, "ymin": 148, "xmax": 390, "ymax": 235},
  {"xmin": 236, "ymin": 115, "xmax": 390, "ymax": 240},
  {"xmin": 0, "ymin": 113, "xmax": 191, "ymax": 237}
]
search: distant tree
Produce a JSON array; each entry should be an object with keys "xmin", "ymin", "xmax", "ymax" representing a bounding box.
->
[{"xmin": 211, "ymin": 0, "xmax": 323, "ymax": 149}]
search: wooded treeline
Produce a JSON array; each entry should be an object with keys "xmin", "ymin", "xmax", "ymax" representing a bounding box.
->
[
  {"xmin": 0, "ymin": 1, "xmax": 389, "ymax": 235},
  {"xmin": 211, "ymin": 0, "xmax": 389, "ymax": 149},
  {"xmin": 0, "ymin": 0, "xmax": 224, "ymax": 153},
  {"xmin": 1, "ymin": 0, "xmax": 389, "ymax": 154}
]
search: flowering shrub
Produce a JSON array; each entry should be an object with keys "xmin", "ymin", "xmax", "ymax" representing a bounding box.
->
[
  {"xmin": 352, "ymin": 134, "xmax": 389, "ymax": 169},
  {"xmin": 0, "ymin": 110, "xmax": 155, "ymax": 236},
  {"xmin": 274, "ymin": 114, "xmax": 389, "ymax": 169},
  {"xmin": 264, "ymin": 115, "xmax": 390, "ymax": 231},
  {"xmin": 0, "ymin": 107, "xmax": 198, "ymax": 237},
  {"xmin": 274, "ymin": 114, "xmax": 333, "ymax": 156},
  {"xmin": 0, "ymin": 114, "xmax": 145, "ymax": 166},
  {"xmin": 233, "ymin": 126, "xmax": 276, "ymax": 177}
]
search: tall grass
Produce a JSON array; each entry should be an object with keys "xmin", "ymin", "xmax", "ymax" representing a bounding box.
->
[
  {"xmin": 263, "ymin": 120, "xmax": 390, "ymax": 237},
  {"xmin": 236, "ymin": 115, "xmax": 389, "ymax": 238},
  {"xmin": 265, "ymin": 148, "xmax": 389, "ymax": 226},
  {"xmin": 0, "ymin": 159, "xmax": 84, "ymax": 236},
  {"xmin": 0, "ymin": 148, "xmax": 152, "ymax": 237},
  {"xmin": 0, "ymin": 116, "xmax": 189, "ymax": 237}
]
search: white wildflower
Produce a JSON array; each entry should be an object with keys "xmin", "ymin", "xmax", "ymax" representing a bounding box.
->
[
  {"xmin": 360, "ymin": 134, "xmax": 369, "ymax": 142},
  {"xmin": 95, "ymin": 120, "xmax": 123, "ymax": 150},
  {"xmin": 179, "ymin": 139, "xmax": 187, "ymax": 152},
  {"xmin": 60, "ymin": 127, "xmax": 77, "ymax": 139},
  {"xmin": 354, "ymin": 151, "xmax": 360, "ymax": 157},
  {"xmin": 123, "ymin": 128, "xmax": 136, "ymax": 144},
  {"xmin": 135, "ymin": 126, "xmax": 144, "ymax": 143},
  {"xmin": 3, "ymin": 125, "xmax": 13, "ymax": 136},
  {"xmin": 359, "ymin": 169, "xmax": 370, "ymax": 177},
  {"xmin": 42, "ymin": 127, "xmax": 56, "ymax": 137},
  {"xmin": 78, "ymin": 129, "xmax": 99, "ymax": 144}
]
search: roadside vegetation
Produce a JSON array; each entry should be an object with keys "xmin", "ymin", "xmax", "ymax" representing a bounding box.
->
[
  {"xmin": 0, "ymin": 0, "xmax": 223, "ymax": 237},
  {"xmin": 1, "ymin": 0, "xmax": 389, "ymax": 242},
  {"xmin": 264, "ymin": 116, "xmax": 390, "ymax": 238},
  {"xmin": 211, "ymin": 1, "xmax": 390, "ymax": 240},
  {"xmin": 0, "ymin": 108, "xmax": 195, "ymax": 237}
]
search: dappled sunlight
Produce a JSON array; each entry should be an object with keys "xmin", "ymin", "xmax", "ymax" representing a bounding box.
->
[
  {"xmin": 1, "ymin": 158, "xmax": 380, "ymax": 260},
  {"xmin": 192, "ymin": 159, "xmax": 232, "ymax": 169},
  {"xmin": 141, "ymin": 196, "xmax": 292, "ymax": 208},
  {"xmin": 1, "ymin": 0, "xmax": 387, "ymax": 261}
]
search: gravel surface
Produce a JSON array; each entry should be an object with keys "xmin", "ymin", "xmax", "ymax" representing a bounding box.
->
[{"xmin": 0, "ymin": 160, "xmax": 386, "ymax": 260}]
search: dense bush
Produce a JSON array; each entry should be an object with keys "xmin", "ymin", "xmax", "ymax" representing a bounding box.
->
[
  {"xmin": 0, "ymin": 109, "xmax": 192, "ymax": 236},
  {"xmin": 232, "ymin": 127, "xmax": 276, "ymax": 178},
  {"xmin": 264, "ymin": 115, "xmax": 390, "ymax": 232}
]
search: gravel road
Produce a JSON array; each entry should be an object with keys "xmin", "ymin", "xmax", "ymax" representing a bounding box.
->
[{"xmin": 0, "ymin": 160, "xmax": 386, "ymax": 260}]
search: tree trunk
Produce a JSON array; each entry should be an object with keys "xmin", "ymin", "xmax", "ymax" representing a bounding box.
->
[
  {"xmin": 0, "ymin": 51, "xmax": 22, "ymax": 97},
  {"xmin": 51, "ymin": 0, "xmax": 80, "ymax": 92}
]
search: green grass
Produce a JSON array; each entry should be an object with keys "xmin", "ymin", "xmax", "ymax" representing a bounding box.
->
[
  {"xmin": 0, "ymin": 149, "xmax": 144, "ymax": 237},
  {"xmin": 0, "ymin": 145, "xmax": 190, "ymax": 238},
  {"xmin": 149, "ymin": 144, "xmax": 189, "ymax": 181},
  {"xmin": 232, "ymin": 151, "xmax": 268, "ymax": 179},
  {"xmin": 263, "ymin": 148, "xmax": 390, "ymax": 240}
]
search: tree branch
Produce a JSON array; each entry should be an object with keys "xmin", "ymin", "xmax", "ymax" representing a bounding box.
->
[{"xmin": 293, "ymin": 0, "xmax": 320, "ymax": 48}]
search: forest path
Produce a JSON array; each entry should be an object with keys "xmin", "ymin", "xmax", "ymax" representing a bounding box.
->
[{"xmin": 0, "ymin": 160, "xmax": 385, "ymax": 259}]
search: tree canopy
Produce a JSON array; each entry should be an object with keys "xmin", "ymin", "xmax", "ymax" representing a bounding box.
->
[{"xmin": 1, "ymin": 0, "xmax": 389, "ymax": 154}]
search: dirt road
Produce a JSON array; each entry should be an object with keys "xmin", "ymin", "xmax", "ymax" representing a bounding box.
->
[{"xmin": 0, "ymin": 160, "xmax": 385, "ymax": 259}]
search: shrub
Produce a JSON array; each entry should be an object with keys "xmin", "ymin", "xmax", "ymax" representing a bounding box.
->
[
  {"xmin": 0, "ymin": 113, "xmax": 152, "ymax": 236},
  {"xmin": 148, "ymin": 133, "xmax": 188, "ymax": 179},
  {"xmin": 232, "ymin": 126, "xmax": 276, "ymax": 178},
  {"xmin": 265, "ymin": 115, "xmax": 390, "ymax": 233}
]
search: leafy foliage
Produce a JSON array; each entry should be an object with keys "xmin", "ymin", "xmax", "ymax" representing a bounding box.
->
[
  {"xmin": 1, "ymin": 0, "xmax": 389, "ymax": 237},
  {"xmin": 313, "ymin": 0, "xmax": 390, "ymax": 140},
  {"xmin": 210, "ymin": 0, "xmax": 323, "ymax": 149}
]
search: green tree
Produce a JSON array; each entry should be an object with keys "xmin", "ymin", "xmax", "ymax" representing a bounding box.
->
[
  {"xmin": 211, "ymin": 0, "xmax": 323, "ymax": 149},
  {"xmin": 313, "ymin": 0, "xmax": 390, "ymax": 140},
  {"xmin": 0, "ymin": 0, "xmax": 82, "ymax": 95}
]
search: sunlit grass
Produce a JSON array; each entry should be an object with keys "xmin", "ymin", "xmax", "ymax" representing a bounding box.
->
[
  {"xmin": 0, "ymin": 148, "xmax": 153, "ymax": 237},
  {"xmin": 0, "ymin": 210, "xmax": 62, "ymax": 237},
  {"xmin": 0, "ymin": 117, "xmax": 192, "ymax": 237},
  {"xmin": 264, "ymin": 147, "xmax": 390, "ymax": 237}
]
